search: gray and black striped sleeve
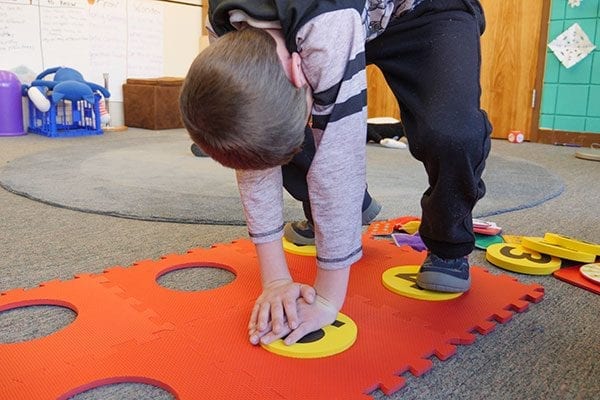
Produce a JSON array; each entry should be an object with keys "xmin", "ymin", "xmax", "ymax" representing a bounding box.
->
[
  {"xmin": 235, "ymin": 167, "xmax": 285, "ymax": 245},
  {"xmin": 297, "ymin": 9, "xmax": 368, "ymax": 270}
]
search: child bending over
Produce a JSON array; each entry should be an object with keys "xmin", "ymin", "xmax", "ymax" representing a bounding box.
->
[{"xmin": 179, "ymin": 0, "xmax": 492, "ymax": 346}]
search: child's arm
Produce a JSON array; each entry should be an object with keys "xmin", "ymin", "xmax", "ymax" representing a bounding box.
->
[
  {"xmin": 250, "ymin": 261, "xmax": 351, "ymax": 346},
  {"xmin": 248, "ymin": 240, "xmax": 316, "ymax": 345},
  {"xmin": 283, "ymin": 266, "xmax": 351, "ymax": 345},
  {"xmin": 235, "ymin": 166, "xmax": 318, "ymax": 344}
]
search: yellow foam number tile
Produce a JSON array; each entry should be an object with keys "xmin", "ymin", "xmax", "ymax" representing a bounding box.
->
[
  {"xmin": 543, "ymin": 232, "xmax": 600, "ymax": 256},
  {"xmin": 521, "ymin": 237, "xmax": 596, "ymax": 263},
  {"xmin": 382, "ymin": 265, "xmax": 463, "ymax": 301},
  {"xmin": 261, "ymin": 312, "xmax": 357, "ymax": 359},
  {"xmin": 502, "ymin": 235, "xmax": 523, "ymax": 245},
  {"xmin": 282, "ymin": 237, "xmax": 316, "ymax": 257},
  {"xmin": 486, "ymin": 243, "xmax": 561, "ymax": 275}
]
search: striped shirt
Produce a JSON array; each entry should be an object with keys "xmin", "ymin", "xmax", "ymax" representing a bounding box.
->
[{"xmin": 209, "ymin": 1, "xmax": 423, "ymax": 270}]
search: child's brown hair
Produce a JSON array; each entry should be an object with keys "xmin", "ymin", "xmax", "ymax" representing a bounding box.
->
[{"xmin": 179, "ymin": 27, "xmax": 308, "ymax": 170}]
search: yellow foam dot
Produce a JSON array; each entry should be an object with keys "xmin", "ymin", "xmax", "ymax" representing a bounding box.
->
[
  {"xmin": 382, "ymin": 265, "xmax": 463, "ymax": 301},
  {"xmin": 282, "ymin": 237, "xmax": 316, "ymax": 257},
  {"xmin": 261, "ymin": 312, "xmax": 357, "ymax": 359},
  {"xmin": 486, "ymin": 243, "xmax": 561, "ymax": 275},
  {"xmin": 521, "ymin": 237, "xmax": 596, "ymax": 263},
  {"xmin": 543, "ymin": 233, "xmax": 600, "ymax": 256},
  {"xmin": 501, "ymin": 234, "xmax": 523, "ymax": 245}
]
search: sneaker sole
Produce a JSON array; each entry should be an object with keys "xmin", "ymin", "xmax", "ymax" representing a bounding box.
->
[
  {"xmin": 362, "ymin": 199, "xmax": 382, "ymax": 225},
  {"xmin": 416, "ymin": 271, "xmax": 471, "ymax": 293},
  {"xmin": 283, "ymin": 223, "xmax": 315, "ymax": 246},
  {"xmin": 190, "ymin": 144, "xmax": 208, "ymax": 157}
]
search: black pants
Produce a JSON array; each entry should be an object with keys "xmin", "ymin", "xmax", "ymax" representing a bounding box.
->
[
  {"xmin": 366, "ymin": 0, "xmax": 492, "ymax": 258},
  {"xmin": 284, "ymin": 0, "xmax": 492, "ymax": 258},
  {"xmin": 282, "ymin": 126, "xmax": 375, "ymax": 224}
]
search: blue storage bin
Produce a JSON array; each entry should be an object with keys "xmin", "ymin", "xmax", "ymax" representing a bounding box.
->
[{"xmin": 28, "ymin": 93, "xmax": 103, "ymax": 138}]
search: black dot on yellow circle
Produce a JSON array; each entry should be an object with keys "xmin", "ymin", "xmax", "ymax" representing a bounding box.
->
[
  {"xmin": 261, "ymin": 312, "xmax": 357, "ymax": 359},
  {"xmin": 382, "ymin": 265, "xmax": 463, "ymax": 301},
  {"xmin": 282, "ymin": 237, "xmax": 316, "ymax": 257}
]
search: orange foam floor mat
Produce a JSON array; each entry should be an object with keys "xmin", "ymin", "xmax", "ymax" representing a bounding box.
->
[{"xmin": 0, "ymin": 235, "xmax": 544, "ymax": 399}]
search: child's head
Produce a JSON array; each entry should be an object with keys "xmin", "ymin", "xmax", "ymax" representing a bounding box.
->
[{"xmin": 180, "ymin": 27, "xmax": 309, "ymax": 170}]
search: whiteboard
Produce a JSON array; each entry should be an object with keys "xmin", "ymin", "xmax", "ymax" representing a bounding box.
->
[
  {"xmin": 39, "ymin": 0, "xmax": 91, "ymax": 78},
  {"xmin": 88, "ymin": 0, "xmax": 128, "ymax": 101},
  {"xmin": 0, "ymin": 0, "xmax": 201, "ymax": 101},
  {"xmin": 0, "ymin": 1, "xmax": 43, "ymax": 73}
]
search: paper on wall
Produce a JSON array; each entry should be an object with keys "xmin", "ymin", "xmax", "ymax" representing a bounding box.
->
[{"xmin": 548, "ymin": 23, "xmax": 596, "ymax": 69}]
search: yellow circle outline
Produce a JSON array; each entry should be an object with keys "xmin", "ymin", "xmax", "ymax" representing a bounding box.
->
[
  {"xmin": 382, "ymin": 265, "xmax": 463, "ymax": 301},
  {"xmin": 543, "ymin": 233, "xmax": 600, "ymax": 256},
  {"xmin": 521, "ymin": 237, "xmax": 596, "ymax": 263},
  {"xmin": 282, "ymin": 237, "xmax": 316, "ymax": 257},
  {"xmin": 486, "ymin": 243, "xmax": 561, "ymax": 275},
  {"xmin": 261, "ymin": 312, "xmax": 357, "ymax": 359}
]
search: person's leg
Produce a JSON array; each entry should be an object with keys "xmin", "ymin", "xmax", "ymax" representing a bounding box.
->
[
  {"xmin": 282, "ymin": 127, "xmax": 381, "ymax": 245},
  {"xmin": 366, "ymin": 0, "xmax": 492, "ymax": 291},
  {"xmin": 282, "ymin": 126, "xmax": 316, "ymax": 223}
]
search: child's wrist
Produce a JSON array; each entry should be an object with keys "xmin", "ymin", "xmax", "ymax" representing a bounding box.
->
[
  {"xmin": 263, "ymin": 277, "xmax": 292, "ymax": 289},
  {"xmin": 313, "ymin": 266, "xmax": 350, "ymax": 310},
  {"xmin": 314, "ymin": 294, "xmax": 340, "ymax": 313},
  {"xmin": 255, "ymin": 241, "xmax": 292, "ymax": 287}
]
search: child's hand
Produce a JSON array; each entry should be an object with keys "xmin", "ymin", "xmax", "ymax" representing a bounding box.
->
[
  {"xmin": 248, "ymin": 279, "xmax": 315, "ymax": 345},
  {"xmin": 257, "ymin": 295, "xmax": 339, "ymax": 346}
]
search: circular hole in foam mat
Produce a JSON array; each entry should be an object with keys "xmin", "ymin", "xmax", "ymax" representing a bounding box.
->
[
  {"xmin": 0, "ymin": 304, "xmax": 77, "ymax": 344},
  {"xmin": 68, "ymin": 382, "xmax": 174, "ymax": 400},
  {"xmin": 156, "ymin": 265, "xmax": 236, "ymax": 292}
]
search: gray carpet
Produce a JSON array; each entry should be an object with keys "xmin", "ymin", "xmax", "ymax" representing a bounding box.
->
[
  {"xmin": 0, "ymin": 130, "xmax": 598, "ymax": 400},
  {"xmin": 0, "ymin": 130, "xmax": 564, "ymax": 224}
]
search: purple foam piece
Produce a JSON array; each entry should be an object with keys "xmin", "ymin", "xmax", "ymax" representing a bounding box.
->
[{"xmin": 391, "ymin": 232, "xmax": 427, "ymax": 252}]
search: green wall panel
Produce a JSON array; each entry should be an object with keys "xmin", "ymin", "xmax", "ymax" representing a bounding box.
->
[
  {"xmin": 588, "ymin": 86, "xmax": 600, "ymax": 117},
  {"xmin": 541, "ymin": 83, "xmax": 558, "ymax": 114},
  {"xmin": 592, "ymin": 53, "xmax": 600, "ymax": 84},
  {"xmin": 585, "ymin": 117, "xmax": 600, "ymax": 132},
  {"xmin": 550, "ymin": 0, "xmax": 566, "ymax": 20},
  {"xmin": 541, "ymin": 0, "xmax": 600, "ymax": 134},
  {"xmin": 556, "ymin": 85, "xmax": 589, "ymax": 115},
  {"xmin": 565, "ymin": 0, "xmax": 599, "ymax": 19},
  {"xmin": 554, "ymin": 115, "xmax": 586, "ymax": 131}
]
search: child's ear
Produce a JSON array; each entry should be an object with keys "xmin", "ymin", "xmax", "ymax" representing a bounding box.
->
[{"xmin": 289, "ymin": 52, "xmax": 307, "ymax": 89}]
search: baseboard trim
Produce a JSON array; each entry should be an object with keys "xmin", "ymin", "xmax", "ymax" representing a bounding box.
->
[{"xmin": 536, "ymin": 129, "xmax": 600, "ymax": 147}]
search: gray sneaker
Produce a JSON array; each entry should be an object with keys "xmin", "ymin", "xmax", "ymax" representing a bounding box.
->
[
  {"xmin": 283, "ymin": 220, "xmax": 315, "ymax": 246},
  {"xmin": 362, "ymin": 198, "xmax": 382, "ymax": 225},
  {"xmin": 284, "ymin": 199, "xmax": 382, "ymax": 246},
  {"xmin": 416, "ymin": 254, "xmax": 471, "ymax": 293},
  {"xmin": 190, "ymin": 143, "xmax": 208, "ymax": 157}
]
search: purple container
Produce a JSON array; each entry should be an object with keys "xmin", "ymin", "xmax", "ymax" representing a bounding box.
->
[{"xmin": 0, "ymin": 70, "xmax": 25, "ymax": 136}]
